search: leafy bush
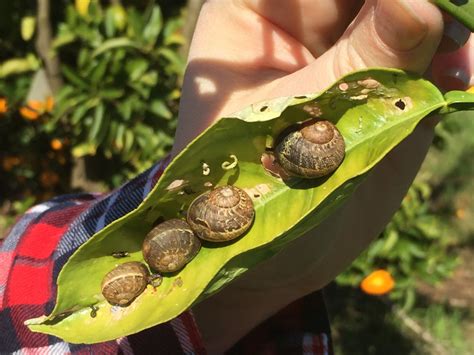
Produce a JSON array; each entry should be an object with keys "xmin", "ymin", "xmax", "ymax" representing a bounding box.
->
[
  {"xmin": 50, "ymin": 1, "xmax": 185, "ymax": 186},
  {"xmin": 0, "ymin": 0, "xmax": 185, "ymax": 201}
]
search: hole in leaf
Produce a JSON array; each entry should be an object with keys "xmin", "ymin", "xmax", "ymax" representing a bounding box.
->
[{"xmin": 395, "ymin": 99, "xmax": 406, "ymax": 110}]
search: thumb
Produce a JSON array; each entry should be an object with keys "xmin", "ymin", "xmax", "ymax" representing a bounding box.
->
[{"xmin": 271, "ymin": 0, "xmax": 444, "ymax": 96}]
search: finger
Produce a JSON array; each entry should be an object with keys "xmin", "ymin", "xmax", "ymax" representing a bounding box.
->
[
  {"xmin": 432, "ymin": 36, "xmax": 474, "ymax": 91},
  {"xmin": 242, "ymin": 0, "xmax": 363, "ymax": 56},
  {"xmin": 267, "ymin": 0, "xmax": 444, "ymax": 98}
]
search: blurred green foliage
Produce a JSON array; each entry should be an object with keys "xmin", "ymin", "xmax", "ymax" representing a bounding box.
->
[
  {"xmin": 50, "ymin": 1, "xmax": 185, "ymax": 185},
  {"xmin": 0, "ymin": 0, "xmax": 185, "ymax": 203},
  {"xmin": 337, "ymin": 111, "xmax": 474, "ymax": 310}
]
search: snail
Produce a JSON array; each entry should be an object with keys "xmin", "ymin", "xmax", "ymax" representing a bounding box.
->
[
  {"xmin": 187, "ymin": 185, "xmax": 255, "ymax": 242},
  {"xmin": 142, "ymin": 219, "xmax": 201, "ymax": 273},
  {"xmin": 101, "ymin": 261, "xmax": 151, "ymax": 306},
  {"xmin": 274, "ymin": 120, "xmax": 345, "ymax": 178}
]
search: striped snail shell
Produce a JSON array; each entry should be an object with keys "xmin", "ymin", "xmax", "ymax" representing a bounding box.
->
[
  {"xmin": 142, "ymin": 219, "xmax": 201, "ymax": 273},
  {"xmin": 101, "ymin": 261, "xmax": 149, "ymax": 307},
  {"xmin": 187, "ymin": 185, "xmax": 254, "ymax": 242},
  {"xmin": 274, "ymin": 120, "xmax": 345, "ymax": 178}
]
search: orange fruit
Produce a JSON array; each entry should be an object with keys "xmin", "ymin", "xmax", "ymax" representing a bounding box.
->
[
  {"xmin": 360, "ymin": 269, "xmax": 395, "ymax": 296},
  {"xmin": 19, "ymin": 107, "xmax": 39, "ymax": 120},
  {"xmin": 45, "ymin": 96, "xmax": 54, "ymax": 112},
  {"xmin": 20, "ymin": 100, "xmax": 45, "ymax": 120},
  {"xmin": 27, "ymin": 100, "xmax": 45, "ymax": 111},
  {"xmin": 50, "ymin": 138, "xmax": 63, "ymax": 151},
  {"xmin": 0, "ymin": 98, "xmax": 7, "ymax": 114}
]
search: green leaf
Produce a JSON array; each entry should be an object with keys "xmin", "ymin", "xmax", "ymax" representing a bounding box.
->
[
  {"xmin": 142, "ymin": 6, "xmax": 162, "ymax": 45},
  {"xmin": 114, "ymin": 123, "xmax": 126, "ymax": 150},
  {"xmin": 123, "ymin": 128, "xmax": 135, "ymax": 158},
  {"xmin": 162, "ymin": 18, "xmax": 185, "ymax": 46},
  {"xmin": 62, "ymin": 64, "xmax": 89, "ymax": 90},
  {"xmin": 149, "ymin": 99, "xmax": 172, "ymax": 119},
  {"xmin": 117, "ymin": 99, "xmax": 133, "ymax": 121},
  {"xmin": 0, "ymin": 55, "xmax": 40, "ymax": 78},
  {"xmin": 100, "ymin": 88, "xmax": 124, "ymax": 100},
  {"xmin": 88, "ymin": 103, "xmax": 105, "ymax": 142},
  {"xmin": 414, "ymin": 215, "xmax": 443, "ymax": 239},
  {"xmin": 72, "ymin": 142, "xmax": 97, "ymax": 158},
  {"xmin": 90, "ymin": 56, "xmax": 109, "ymax": 84},
  {"xmin": 432, "ymin": 0, "xmax": 474, "ymax": 32},
  {"xmin": 156, "ymin": 47, "xmax": 184, "ymax": 74},
  {"xmin": 126, "ymin": 8, "xmax": 144, "ymax": 40},
  {"xmin": 26, "ymin": 69, "xmax": 474, "ymax": 343},
  {"xmin": 442, "ymin": 90, "xmax": 474, "ymax": 113},
  {"xmin": 92, "ymin": 37, "xmax": 141, "ymax": 58},
  {"xmin": 380, "ymin": 229, "xmax": 399, "ymax": 256},
  {"xmin": 139, "ymin": 71, "xmax": 158, "ymax": 86},
  {"xmin": 77, "ymin": 48, "xmax": 91, "ymax": 68},
  {"xmin": 126, "ymin": 58, "xmax": 149, "ymax": 81},
  {"xmin": 70, "ymin": 99, "xmax": 91, "ymax": 125},
  {"xmin": 104, "ymin": 7, "xmax": 117, "ymax": 38},
  {"xmin": 53, "ymin": 23, "xmax": 77, "ymax": 48}
]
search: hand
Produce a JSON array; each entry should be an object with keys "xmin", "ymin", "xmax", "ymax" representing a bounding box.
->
[{"xmin": 171, "ymin": 1, "xmax": 472, "ymax": 353}]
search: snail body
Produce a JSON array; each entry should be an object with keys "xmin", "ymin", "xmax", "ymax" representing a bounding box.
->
[
  {"xmin": 187, "ymin": 185, "xmax": 254, "ymax": 242},
  {"xmin": 142, "ymin": 219, "xmax": 201, "ymax": 273},
  {"xmin": 274, "ymin": 120, "xmax": 345, "ymax": 178},
  {"xmin": 101, "ymin": 261, "xmax": 149, "ymax": 306}
]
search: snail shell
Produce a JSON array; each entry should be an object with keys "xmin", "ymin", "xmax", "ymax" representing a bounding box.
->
[
  {"xmin": 142, "ymin": 219, "xmax": 201, "ymax": 273},
  {"xmin": 274, "ymin": 120, "xmax": 345, "ymax": 178},
  {"xmin": 101, "ymin": 261, "xmax": 149, "ymax": 306},
  {"xmin": 187, "ymin": 185, "xmax": 255, "ymax": 242}
]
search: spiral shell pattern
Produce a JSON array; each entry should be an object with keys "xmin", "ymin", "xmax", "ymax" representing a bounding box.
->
[
  {"xmin": 142, "ymin": 219, "xmax": 201, "ymax": 273},
  {"xmin": 275, "ymin": 120, "xmax": 345, "ymax": 178},
  {"xmin": 101, "ymin": 261, "xmax": 149, "ymax": 306},
  {"xmin": 187, "ymin": 185, "xmax": 255, "ymax": 242}
]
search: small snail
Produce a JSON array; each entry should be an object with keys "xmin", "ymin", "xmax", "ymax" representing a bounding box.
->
[
  {"xmin": 274, "ymin": 120, "xmax": 345, "ymax": 178},
  {"xmin": 101, "ymin": 261, "xmax": 149, "ymax": 307},
  {"xmin": 142, "ymin": 219, "xmax": 201, "ymax": 273},
  {"xmin": 187, "ymin": 185, "xmax": 255, "ymax": 242}
]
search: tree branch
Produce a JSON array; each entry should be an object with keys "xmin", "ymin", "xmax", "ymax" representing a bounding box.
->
[{"xmin": 35, "ymin": 0, "xmax": 62, "ymax": 94}]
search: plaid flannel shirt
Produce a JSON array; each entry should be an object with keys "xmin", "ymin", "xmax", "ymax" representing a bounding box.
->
[{"xmin": 0, "ymin": 157, "xmax": 332, "ymax": 354}]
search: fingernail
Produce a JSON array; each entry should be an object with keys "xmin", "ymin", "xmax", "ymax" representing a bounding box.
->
[
  {"xmin": 439, "ymin": 68, "xmax": 470, "ymax": 90},
  {"xmin": 441, "ymin": 20, "xmax": 470, "ymax": 51},
  {"xmin": 374, "ymin": 0, "xmax": 428, "ymax": 51}
]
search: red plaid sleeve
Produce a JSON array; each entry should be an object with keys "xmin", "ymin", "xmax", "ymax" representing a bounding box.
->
[{"xmin": 0, "ymin": 157, "xmax": 205, "ymax": 354}]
